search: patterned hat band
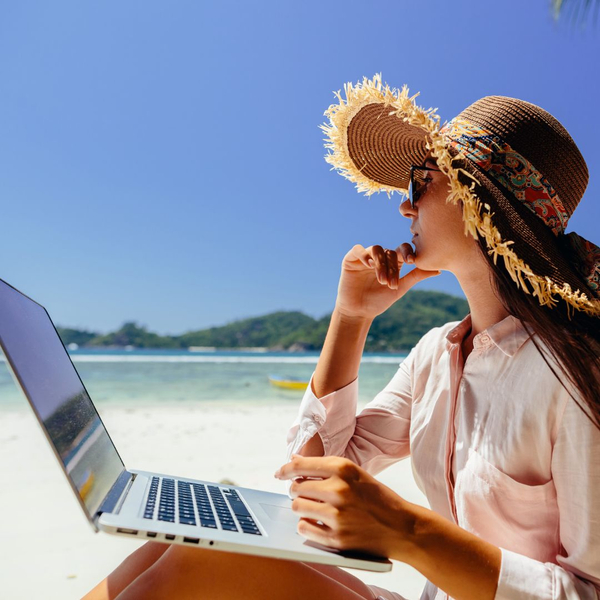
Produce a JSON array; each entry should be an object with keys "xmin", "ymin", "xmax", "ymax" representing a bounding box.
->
[
  {"xmin": 440, "ymin": 117, "xmax": 569, "ymax": 235},
  {"xmin": 440, "ymin": 116, "xmax": 600, "ymax": 292}
]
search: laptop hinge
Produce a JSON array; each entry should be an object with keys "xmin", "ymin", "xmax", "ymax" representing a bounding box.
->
[{"xmin": 94, "ymin": 470, "xmax": 136, "ymax": 522}]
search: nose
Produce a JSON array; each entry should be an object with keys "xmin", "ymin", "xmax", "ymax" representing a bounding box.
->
[{"xmin": 399, "ymin": 197, "xmax": 416, "ymax": 218}]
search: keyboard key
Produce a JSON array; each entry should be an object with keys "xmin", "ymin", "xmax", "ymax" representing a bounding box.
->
[
  {"xmin": 228, "ymin": 500, "xmax": 251, "ymax": 517},
  {"xmin": 241, "ymin": 525, "xmax": 260, "ymax": 533},
  {"xmin": 199, "ymin": 520, "xmax": 217, "ymax": 528}
]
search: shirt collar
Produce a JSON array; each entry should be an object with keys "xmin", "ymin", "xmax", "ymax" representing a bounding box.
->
[{"xmin": 445, "ymin": 313, "xmax": 532, "ymax": 357}]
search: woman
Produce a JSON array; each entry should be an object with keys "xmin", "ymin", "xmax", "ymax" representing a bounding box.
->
[{"xmin": 84, "ymin": 76, "xmax": 600, "ymax": 599}]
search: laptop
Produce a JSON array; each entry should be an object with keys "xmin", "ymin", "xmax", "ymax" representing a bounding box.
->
[{"xmin": 0, "ymin": 277, "xmax": 391, "ymax": 572}]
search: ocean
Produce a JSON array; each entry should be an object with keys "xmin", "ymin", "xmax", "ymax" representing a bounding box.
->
[{"xmin": 0, "ymin": 348, "xmax": 408, "ymax": 411}]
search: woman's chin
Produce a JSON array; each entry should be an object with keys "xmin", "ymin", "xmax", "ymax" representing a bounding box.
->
[{"xmin": 413, "ymin": 254, "xmax": 439, "ymax": 272}]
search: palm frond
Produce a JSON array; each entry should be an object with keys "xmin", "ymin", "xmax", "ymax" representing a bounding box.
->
[{"xmin": 551, "ymin": 0, "xmax": 600, "ymax": 26}]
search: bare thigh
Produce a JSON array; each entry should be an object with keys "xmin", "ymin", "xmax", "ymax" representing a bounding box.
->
[
  {"xmin": 82, "ymin": 541, "xmax": 170, "ymax": 600},
  {"xmin": 303, "ymin": 561, "xmax": 378, "ymax": 596},
  {"xmin": 116, "ymin": 545, "xmax": 378, "ymax": 600}
]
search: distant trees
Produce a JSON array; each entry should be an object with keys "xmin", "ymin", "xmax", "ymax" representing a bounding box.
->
[
  {"xmin": 57, "ymin": 290, "xmax": 469, "ymax": 353},
  {"xmin": 178, "ymin": 311, "xmax": 315, "ymax": 349},
  {"xmin": 56, "ymin": 327, "xmax": 97, "ymax": 347},
  {"xmin": 67, "ymin": 322, "xmax": 180, "ymax": 349}
]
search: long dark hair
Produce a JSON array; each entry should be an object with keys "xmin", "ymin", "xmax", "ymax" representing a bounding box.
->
[{"xmin": 475, "ymin": 235, "xmax": 600, "ymax": 430}]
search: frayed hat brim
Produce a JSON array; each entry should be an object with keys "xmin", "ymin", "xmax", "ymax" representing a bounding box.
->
[{"xmin": 321, "ymin": 74, "xmax": 600, "ymax": 317}]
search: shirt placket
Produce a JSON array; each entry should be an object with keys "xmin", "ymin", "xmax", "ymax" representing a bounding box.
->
[
  {"xmin": 436, "ymin": 342, "xmax": 466, "ymax": 600},
  {"xmin": 444, "ymin": 342, "xmax": 464, "ymax": 525}
]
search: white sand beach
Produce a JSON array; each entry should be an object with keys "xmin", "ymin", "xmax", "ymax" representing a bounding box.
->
[{"xmin": 0, "ymin": 404, "xmax": 428, "ymax": 600}]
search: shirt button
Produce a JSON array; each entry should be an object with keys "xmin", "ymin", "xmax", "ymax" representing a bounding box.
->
[
  {"xmin": 314, "ymin": 415, "xmax": 324, "ymax": 425},
  {"xmin": 479, "ymin": 334, "xmax": 490, "ymax": 343}
]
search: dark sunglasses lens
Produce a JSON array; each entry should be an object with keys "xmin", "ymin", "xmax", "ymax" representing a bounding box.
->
[{"xmin": 409, "ymin": 174, "xmax": 422, "ymax": 207}]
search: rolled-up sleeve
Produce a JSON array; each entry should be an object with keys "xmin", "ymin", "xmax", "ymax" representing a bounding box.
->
[
  {"xmin": 286, "ymin": 372, "xmax": 360, "ymax": 460},
  {"xmin": 495, "ymin": 397, "xmax": 600, "ymax": 599},
  {"xmin": 285, "ymin": 349, "xmax": 415, "ymax": 476}
]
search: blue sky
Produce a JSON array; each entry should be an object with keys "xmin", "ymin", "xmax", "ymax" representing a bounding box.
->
[{"xmin": 1, "ymin": 1, "xmax": 599, "ymax": 334}]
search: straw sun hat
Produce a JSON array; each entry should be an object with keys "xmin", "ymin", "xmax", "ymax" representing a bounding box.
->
[{"xmin": 321, "ymin": 74, "xmax": 600, "ymax": 317}]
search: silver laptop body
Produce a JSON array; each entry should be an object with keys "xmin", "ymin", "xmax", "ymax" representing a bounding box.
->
[{"xmin": 0, "ymin": 278, "xmax": 391, "ymax": 572}]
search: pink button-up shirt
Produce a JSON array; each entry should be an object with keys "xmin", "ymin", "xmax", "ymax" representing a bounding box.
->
[{"xmin": 286, "ymin": 314, "xmax": 600, "ymax": 599}]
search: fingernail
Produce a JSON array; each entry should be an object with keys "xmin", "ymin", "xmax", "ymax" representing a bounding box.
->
[
  {"xmin": 407, "ymin": 255, "xmax": 415, "ymax": 263},
  {"xmin": 273, "ymin": 470, "xmax": 280, "ymax": 478}
]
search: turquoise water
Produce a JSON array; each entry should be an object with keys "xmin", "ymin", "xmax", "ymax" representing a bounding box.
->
[{"xmin": 0, "ymin": 349, "xmax": 408, "ymax": 411}]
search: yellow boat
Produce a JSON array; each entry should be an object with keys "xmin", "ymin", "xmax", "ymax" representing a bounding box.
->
[
  {"xmin": 268, "ymin": 375, "xmax": 309, "ymax": 391},
  {"xmin": 78, "ymin": 468, "xmax": 95, "ymax": 501}
]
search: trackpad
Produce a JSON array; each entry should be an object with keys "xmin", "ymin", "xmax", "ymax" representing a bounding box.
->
[{"xmin": 260, "ymin": 503, "xmax": 298, "ymax": 524}]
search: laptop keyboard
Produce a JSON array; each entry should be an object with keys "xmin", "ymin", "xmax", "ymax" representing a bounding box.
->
[{"xmin": 143, "ymin": 476, "xmax": 262, "ymax": 535}]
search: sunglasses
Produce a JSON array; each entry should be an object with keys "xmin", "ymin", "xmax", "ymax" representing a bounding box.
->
[{"xmin": 408, "ymin": 165, "xmax": 441, "ymax": 209}]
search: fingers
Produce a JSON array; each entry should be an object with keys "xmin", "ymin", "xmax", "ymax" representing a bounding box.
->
[
  {"xmin": 372, "ymin": 246, "xmax": 387, "ymax": 285},
  {"xmin": 384, "ymin": 249, "xmax": 399, "ymax": 289},
  {"xmin": 297, "ymin": 518, "xmax": 338, "ymax": 547},
  {"xmin": 402, "ymin": 266, "xmax": 442, "ymax": 287},
  {"xmin": 275, "ymin": 455, "xmax": 357, "ymax": 482},
  {"xmin": 345, "ymin": 243, "xmax": 440, "ymax": 291},
  {"xmin": 395, "ymin": 242, "xmax": 415, "ymax": 264},
  {"xmin": 345, "ymin": 244, "xmax": 374, "ymax": 269},
  {"xmin": 292, "ymin": 496, "xmax": 338, "ymax": 527},
  {"xmin": 368, "ymin": 245, "xmax": 400, "ymax": 288},
  {"xmin": 288, "ymin": 476, "xmax": 348, "ymax": 505}
]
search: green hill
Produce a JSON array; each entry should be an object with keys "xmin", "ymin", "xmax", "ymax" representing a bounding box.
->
[
  {"xmin": 87, "ymin": 322, "xmax": 180, "ymax": 349},
  {"xmin": 178, "ymin": 311, "xmax": 315, "ymax": 349},
  {"xmin": 366, "ymin": 290, "xmax": 469, "ymax": 351},
  {"xmin": 273, "ymin": 290, "xmax": 468, "ymax": 352},
  {"xmin": 57, "ymin": 290, "xmax": 469, "ymax": 352}
]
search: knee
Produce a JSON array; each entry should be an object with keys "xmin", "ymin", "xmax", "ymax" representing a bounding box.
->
[
  {"xmin": 158, "ymin": 544, "xmax": 212, "ymax": 572},
  {"xmin": 143, "ymin": 540, "xmax": 170, "ymax": 556}
]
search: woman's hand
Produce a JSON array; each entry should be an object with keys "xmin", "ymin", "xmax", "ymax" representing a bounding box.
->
[
  {"xmin": 335, "ymin": 244, "xmax": 440, "ymax": 320},
  {"xmin": 274, "ymin": 455, "xmax": 418, "ymax": 560}
]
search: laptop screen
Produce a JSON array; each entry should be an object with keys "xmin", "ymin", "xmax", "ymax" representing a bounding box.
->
[{"xmin": 0, "ymin": 279, "xmax": 125, "ymax": 521}]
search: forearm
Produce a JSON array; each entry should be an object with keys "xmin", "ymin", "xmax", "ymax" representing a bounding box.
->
[
  {"xmin": 400, "ymin": 504, "xmax": 501, "ymax": 600},
  {"xmin": 312, "ymin": 308, "xmax": 372, "ymax": 398},
  {"xmin": 298, "ymin": 309, "xmax": 372, "ymax": 458}
]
